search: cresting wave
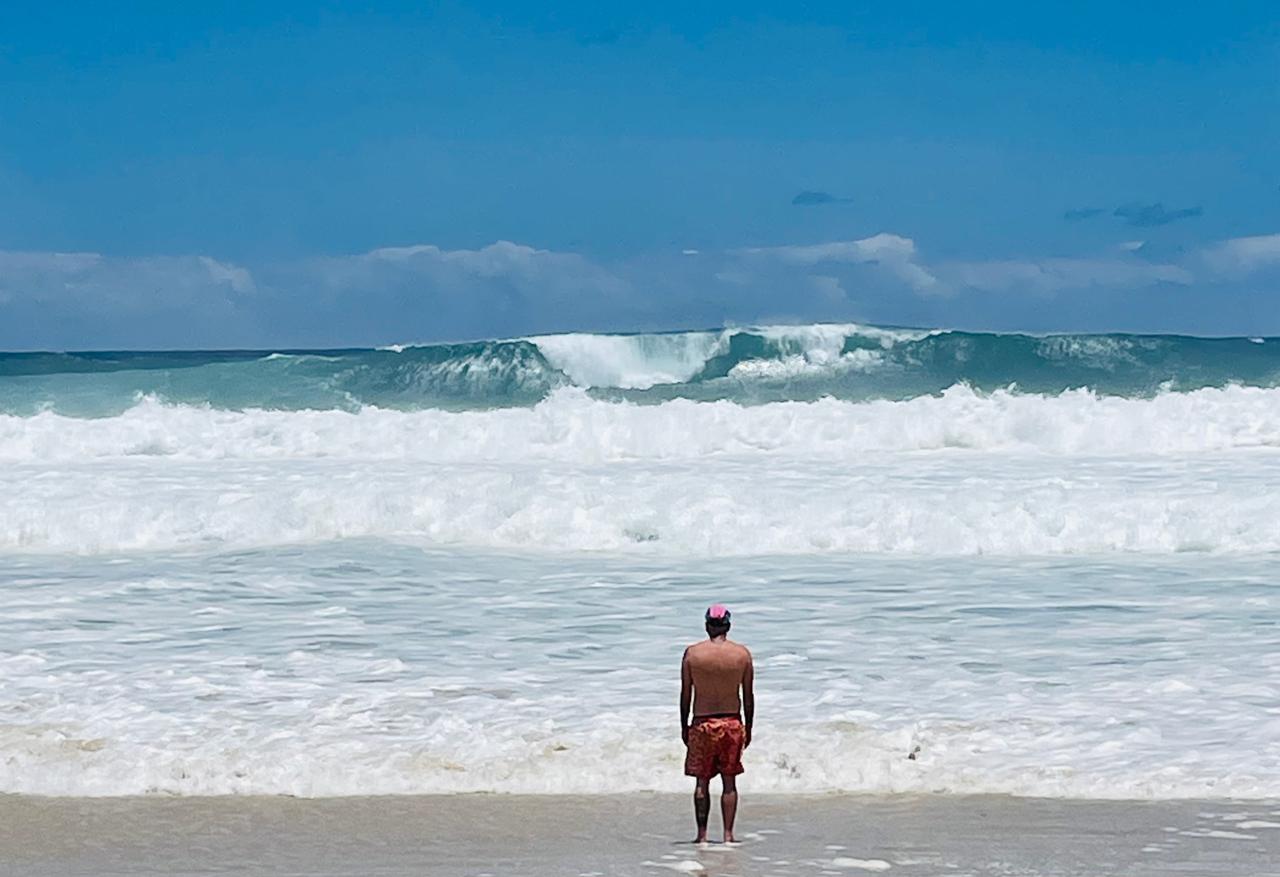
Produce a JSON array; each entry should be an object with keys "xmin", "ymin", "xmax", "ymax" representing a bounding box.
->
[{"xmin": 2, "ymin": 323, "xmax": 1279, "ymax": 414}]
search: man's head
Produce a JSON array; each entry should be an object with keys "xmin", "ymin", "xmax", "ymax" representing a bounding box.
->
[{"xmin": 705, "ymin": 604, "xmax": 731, "ymax": 637}]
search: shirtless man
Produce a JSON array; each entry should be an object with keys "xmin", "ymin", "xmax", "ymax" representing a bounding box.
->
[{"xmin": 680, "ymin": 604, "xmax": 754, "ymax": 844}]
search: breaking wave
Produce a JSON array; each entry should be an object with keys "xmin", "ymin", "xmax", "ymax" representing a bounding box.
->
[
  {"xmin": 3, "ymin": 323, "xmax": 1279, "ymax": 415},
  {"xmin": 4, "ymin": 385, "xmax": 1280, "ymax": 555}
]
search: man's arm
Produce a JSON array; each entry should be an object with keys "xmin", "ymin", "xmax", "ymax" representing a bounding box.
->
[
  {"xmin": 742, "ymin": 651, "xmax": 754, "ymax": 748},
  {"xmin": 679, "ymin": 648, "xmax": 693, "ymax": 745}
]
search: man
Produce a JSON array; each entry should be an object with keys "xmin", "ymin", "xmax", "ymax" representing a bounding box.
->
[{"xmin": 680, "ymin": 604, "xmax": 754, "ymax": 844}]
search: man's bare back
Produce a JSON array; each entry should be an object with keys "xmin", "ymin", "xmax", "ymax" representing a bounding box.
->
[{"xmin": 683, "ymin": 639, "xmax": 753, "ymax": 718}]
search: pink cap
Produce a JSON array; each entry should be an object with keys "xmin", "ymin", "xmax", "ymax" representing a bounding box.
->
[{"xmin": 706, "ymin": 604, "xmax": 730, "ymax": 620}]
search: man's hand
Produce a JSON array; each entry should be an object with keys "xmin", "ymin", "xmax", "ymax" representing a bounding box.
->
[
  {"xmin": 681, "ymin": 725, "xmax": 689, "ymax": 746},
  {"xmin": 743, "ymin": 727, "xmax": 752, "ymax": 749}
]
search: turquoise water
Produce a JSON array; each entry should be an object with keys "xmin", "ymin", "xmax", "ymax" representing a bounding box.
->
[{"xmin": 2, "ymin": 324, "xmax": 1279, "ymax": 415}]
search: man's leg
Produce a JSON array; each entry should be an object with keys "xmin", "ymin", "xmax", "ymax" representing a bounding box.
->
[
  {"xmin": 720, "ymin": 773, "xmax": 738, "ymax": 843},
  {"xmin": 693, "ymin": 777, "xmax": 711, "ymax": 843}
]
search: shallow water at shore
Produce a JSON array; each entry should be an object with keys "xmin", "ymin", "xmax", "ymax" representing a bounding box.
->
[{"xmin": 4, "ymin": 793, "xmax": 1279, "ymax": 876}]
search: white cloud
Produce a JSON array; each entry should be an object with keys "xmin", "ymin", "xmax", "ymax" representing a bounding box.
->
[
  {"xmin": 361, "ymin": 240, "xmax": 607, "ymax": 280},
  {"xmin": 809, "ymin": 274, "xmax": 847, "ymax": 302},
  {"xmin": 713, "ymin": 268, "xmax": 753, "ymax": 285},
  {"xmin": 365, "ymin": 240, "xmax": 552, "ymax": 274},
  {"xmin": 1200, "ymin": 233, "xmax": 1280, "ymax": 276},
  {"xmin": 743, "ymin": 233, "xmax": 917, "ymax": 265},
  {"xmin": 318, "ymin": 240, "xmax": 629, "ymax": 301},
  {"xmin": 5, "ymin": 229, "xmax": 1280, "ymax": 348},
  {"xmin": 199, "ymin": 256, "xmax": 256, "ymax": 295},
  {"xmin": 740, "ymin": 233, "xmax": 940, "ymax": 293},
  {"xmin": 365, "ymin": 244, "xmax": 440, "ymax": 262},
  {"xmin": 726, "ymin": 226, "xmax": 1280, "ymax": 302},
  {"xmin": 0, "ymin": 250, "xmax": 259, "ymax": 308},
  {"xmin": 0, "ymin": 250, "xmax": 103, "ymax": 275},
  {"xmin": 944, "ymin": 257, "xmax": 1194, "ymax": 294},
  {"xmin": 940, "ymin": 232, "xmax": 1280, "ymax": 297},
  {"xmin": 0, "ymin": 249, "xmax": 261, "ymax": 347},
  {"xmin": 886, "ymin": 260, "xmax": 942, "ymax": 294}
]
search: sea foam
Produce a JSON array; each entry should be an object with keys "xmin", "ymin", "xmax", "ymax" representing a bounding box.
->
[
  {"xmin": 1, "ymin": 551, "xmax": 1277, "ymax": 798},
  {"xmin": 5, "ymin": 383, "xmax": 1280, "ymax": 463},
  {"xmin": 3, "ymin": 386, "xmax": 1280, "ymax": 554}
]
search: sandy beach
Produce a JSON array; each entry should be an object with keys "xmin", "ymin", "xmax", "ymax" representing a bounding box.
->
[{"xmin": 3, "ymin": 793, "xmax": 1278, "ymax": 876}]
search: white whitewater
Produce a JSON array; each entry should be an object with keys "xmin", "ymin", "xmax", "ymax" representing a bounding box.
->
[
  {"xmin": 3, "ymin": 386, "xmax": 1280, "ymax": 554},
  {"xmin": 1, "ymin": 550, "xmax": 1277, "ymax": 798},
  {"xmin": 3, "ymin": 324, "xmax": 1280, "ymax": 799}
]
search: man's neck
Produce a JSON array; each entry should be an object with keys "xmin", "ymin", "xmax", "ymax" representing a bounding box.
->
[{"xmin": 708, "ymin": 634, "xmax": 728, "ymax": 642}]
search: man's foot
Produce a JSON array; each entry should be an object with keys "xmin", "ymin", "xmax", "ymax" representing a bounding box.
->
[
  {"xmin": 723, "ymin": 832, "xmax": 736, "ymax": 844},
  {"xmin": 693, "ymin": 833, "xmax": 708, "ymax": 844}
]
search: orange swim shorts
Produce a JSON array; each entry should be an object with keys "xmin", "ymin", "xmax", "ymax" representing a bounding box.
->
[{"xmin": 684, "ymin": 716, "xmax": 745, "ymax": 779}]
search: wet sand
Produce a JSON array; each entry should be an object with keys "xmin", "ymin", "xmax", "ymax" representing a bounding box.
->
[{"xmin": 2, "ymin": 793, "xmax": 1279, "ymax": 876}]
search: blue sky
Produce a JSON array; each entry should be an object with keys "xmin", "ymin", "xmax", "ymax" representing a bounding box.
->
[{"xmin": 2, "ymin": 2, "xmax": 1279, "ymax": 347}]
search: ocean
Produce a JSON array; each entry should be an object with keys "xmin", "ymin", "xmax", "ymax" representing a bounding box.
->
[{"xmin": 2, "ymin": 323, "xmax": 1279, "ymax": 799}]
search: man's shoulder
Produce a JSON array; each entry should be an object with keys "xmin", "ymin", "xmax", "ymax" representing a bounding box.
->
[{"xmin": 685, "ymin": 639, "xmax": 751, "ymax": 659}]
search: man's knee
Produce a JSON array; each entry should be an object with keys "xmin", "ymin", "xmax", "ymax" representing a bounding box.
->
[
  {"xmin": 694, "ymin": 779, "xmax": 710, "ymax": 799},
  {"xmin": 721, "ymin": 774, "xmax": 737, "ymax": 793}
]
